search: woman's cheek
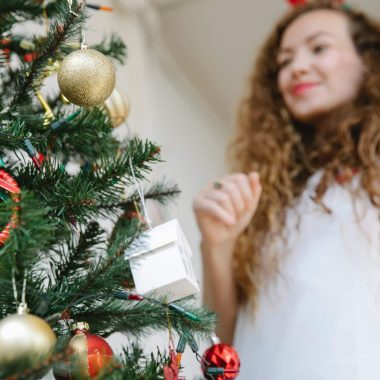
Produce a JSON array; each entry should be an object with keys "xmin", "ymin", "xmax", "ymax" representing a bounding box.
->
[{"xmin": 277, "ymin": 72, "xmax": 289, "ymax": 99}]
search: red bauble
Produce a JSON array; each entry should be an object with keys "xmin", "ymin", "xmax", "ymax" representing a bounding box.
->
[
  {"xmin": 201, "ymin": 343, "xmax": 240, "ymax": 380},
  {"xmin": 0, "ymin": 169, "xmax": 20, "ymax": 245},
  {"xmin": 53, "ymin": 322, "xmax": 114, "ymax": 380}
]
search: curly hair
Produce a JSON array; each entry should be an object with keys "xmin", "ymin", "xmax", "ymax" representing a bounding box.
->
[{"xmin": 229, "ymin": 0, "xmax": 380, "ymax": 313}]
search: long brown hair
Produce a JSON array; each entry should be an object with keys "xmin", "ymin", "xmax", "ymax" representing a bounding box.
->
[{"xmin": 229, "ymin": 0, "xmax": 380, "ymax": 311}]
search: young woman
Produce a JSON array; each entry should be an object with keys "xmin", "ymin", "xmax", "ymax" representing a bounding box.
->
[{"xmin": 193, "ymin": 1, "xmax": 380, "ymax": 378}]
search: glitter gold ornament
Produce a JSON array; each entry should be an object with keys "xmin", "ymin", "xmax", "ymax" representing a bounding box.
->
[
  {"xmin": 53, "ymin": 322, "xmax": 114, "ymax": 379},
  {"xmin": 104, "ymin": 87, "xmax": 131, "ymax": 127},
  {"xmin": 57, "ymin": 49, "xmax": 115, "ymax": 107},
  {"xmin": 0, "ymin": 304, "xmax": 57, "ymax": 372}
]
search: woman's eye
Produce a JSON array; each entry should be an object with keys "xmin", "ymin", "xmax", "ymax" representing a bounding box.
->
[
  {"xmin": 278, "ymin": 58, "xmax": 292, "ymax": 69},
  {"xmin": 313, "ymin": 44, "xmax": 328, "ymax": 54}
]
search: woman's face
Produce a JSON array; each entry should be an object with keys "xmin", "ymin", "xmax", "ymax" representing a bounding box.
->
[{"xmin": 277, "ymin": 10, "xmax": 365, "ymax": 124}]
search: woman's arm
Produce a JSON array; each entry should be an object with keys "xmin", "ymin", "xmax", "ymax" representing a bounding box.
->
[
  {"xmin": 193, "ymin": 172, "xmax": 262, "ymax": 343},
  {"xmin": 202, "ymin": 240, "xmax": 237, "ymax": 344}
]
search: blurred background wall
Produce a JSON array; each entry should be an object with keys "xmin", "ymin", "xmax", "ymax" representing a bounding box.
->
[{"xmin": 84, "ymin": 0, "xmax": 379, "ymax": 377}]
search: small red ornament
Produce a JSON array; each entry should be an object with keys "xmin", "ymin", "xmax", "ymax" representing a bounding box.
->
[
  {"xmin": 0, "ymin": 169, "xmax": 20, "ymax": 245},
  {"xmin": 23, "ymin": 52, "xmax": 38, "ymax": 62},
  {"xmin": 53, "ymin": 322, "xmax": 114, "ymax": 380},
  {"xmin": 37, "ymin": 152, "xmax": 45, "ymax": 164},
  {"xmin": 201, "ymin": 341, "xmax": 240, "ymax": 380}
]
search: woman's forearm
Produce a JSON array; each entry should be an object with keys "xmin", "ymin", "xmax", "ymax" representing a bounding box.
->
[{"xmin": 201, "ymin": 240, "xmax": 238, "ymax": 345}]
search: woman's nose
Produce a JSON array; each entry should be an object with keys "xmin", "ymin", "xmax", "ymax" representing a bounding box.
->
[{"xmin": 290, "ymin": 52, "xmax": 311, "ymax": 78}]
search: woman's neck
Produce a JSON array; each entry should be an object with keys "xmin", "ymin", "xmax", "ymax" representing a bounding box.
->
[{"xmin": 308, "ymin": 103, "xmax": 358, "ymax": 134}]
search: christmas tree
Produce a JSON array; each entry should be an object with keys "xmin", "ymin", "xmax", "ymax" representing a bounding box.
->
[{"xmin": 0, "ymin": 1, "xmax": 217, "ymax": 378}]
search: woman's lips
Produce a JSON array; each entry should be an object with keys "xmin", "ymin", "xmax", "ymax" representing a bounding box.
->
[{"xmin": 292, "ymin": 82, "xmax": 319, "ymax": 96}]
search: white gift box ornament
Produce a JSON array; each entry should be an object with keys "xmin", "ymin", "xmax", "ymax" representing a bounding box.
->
[{"xmin": 126, "ymin": 219, "xmax": 200, "ymax": 302}]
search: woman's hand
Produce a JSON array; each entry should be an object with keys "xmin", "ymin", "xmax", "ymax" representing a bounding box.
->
[{"xmin": 193, "ymin": 172, "xmax": 262, "ymax": 250}]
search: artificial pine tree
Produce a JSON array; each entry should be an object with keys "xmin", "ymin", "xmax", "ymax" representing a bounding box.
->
[{"xmin": 0, "ymin": 1, "xmax": 216, "ymax": 378}]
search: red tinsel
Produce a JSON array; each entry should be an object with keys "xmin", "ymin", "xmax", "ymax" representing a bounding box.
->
[{"xmin": 0, "ymin": 170, "xmax": 20, "ymax": 245}]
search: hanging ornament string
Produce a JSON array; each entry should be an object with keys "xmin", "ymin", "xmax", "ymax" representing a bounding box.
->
[
  {"xmin": 42, "ymin": 0, "xmax": 49, "ymax": 34},
  {"xmin": 12, "ymin": 268, "xmax": 18, "ymax": 308},
  {"xmin": 163, "ymin": 305, "xmax": 180, "ymax": 380},
  {"xmin": 80, "ymin": 24, "xmax": 87, "ymax": 50},
  {"xmin": 12, "ymin": 269, "xmax": 28, "ymax": 312},
  {"xmin": 166, "ymin": 304, "xmax": 174, "ymax": 349},
  {"xmin": 128, "ymin": 157, "xmax": 152, "ymax": 229}
]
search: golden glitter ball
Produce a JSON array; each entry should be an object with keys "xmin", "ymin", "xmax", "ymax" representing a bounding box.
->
[
  {"xmin": 104, "ymin": 88, "xmax": 131, "ymax": 127},
  {"xmin": 0, "ymin": 311, "xmax": 57, "ymax": 371},
  {"xmin": 58, "ymin": 49, "xmax": 116, "ymax": 107}
]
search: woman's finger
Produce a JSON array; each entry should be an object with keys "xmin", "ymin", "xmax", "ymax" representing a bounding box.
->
[
  {"xmin": 218, "ymin": 179, "xmax": 246, "ymax": 216},
  {"xmin": 248, "ymin": 171, "xmax": 262, "ymax": 211},
  {"xmin": 204, "ymin": 189, "xmax": 237, "ymax": 220},
  {"xmin": 194, "ymin": 197, "xmax": 236, "ymax": 226},
  {"xmin": 229, "ymin": 173, "xmax": 255, "ymax": 210}
]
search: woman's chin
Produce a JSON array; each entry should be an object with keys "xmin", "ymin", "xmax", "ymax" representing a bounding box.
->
[{"xmin": 291, "ymin": 108, "xmax": 332, "ymax": 126}]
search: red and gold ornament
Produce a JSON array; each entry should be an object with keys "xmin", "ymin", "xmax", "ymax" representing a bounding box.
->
[
  {"xmin": 53, "ymin": 322, "xmax": 114, "ymax": 380},
  {"xmin": 201, "ymin": 338, "xmax": 240, "ymax": 380},
  {"xmin": 0, "ymin": 170, "xmax": 20, "ymax": 245}
]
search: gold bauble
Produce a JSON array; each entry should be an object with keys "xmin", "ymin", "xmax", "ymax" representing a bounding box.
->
[
  {"xmin": 57, "ymin": 49, "xmax": 115, "ymax": 107},
  {"xmin": 104, "ymin": 87, "xmax": 131, "ymax": 127},
  {"xmin": 0, "ymin": 309, "xmax": 57, "ymax": 371}
]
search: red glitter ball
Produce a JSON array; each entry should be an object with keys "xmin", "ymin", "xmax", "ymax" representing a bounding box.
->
[{"xmin": 201, "ymin": 343, "xmax": 240, "ymax": 380}]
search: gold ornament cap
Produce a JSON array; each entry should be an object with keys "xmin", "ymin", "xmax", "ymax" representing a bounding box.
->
[
  {"xmin": 17, "ymin": 302, "xmax": 29, "ymax": 315},
  {"xmin": 71, "ymin": 321, "xmax": 90, "ymax": 333}
]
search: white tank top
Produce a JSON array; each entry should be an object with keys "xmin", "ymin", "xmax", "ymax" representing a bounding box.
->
[{"xmin": 234, "ymin": 172, "xmax": 380, "ymax": 380}]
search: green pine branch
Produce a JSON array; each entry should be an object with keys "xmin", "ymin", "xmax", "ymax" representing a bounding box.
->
[
  {"xmin": 99, "ymin": 344, "xmax": 169, "ymax": 380},
  {"xmin": 0, "ymin": 1, "xmax": 217, "ymax": 378},
  {"xmin": 9, "ymin": 1, "xmax": 86, "ymax": 108}
]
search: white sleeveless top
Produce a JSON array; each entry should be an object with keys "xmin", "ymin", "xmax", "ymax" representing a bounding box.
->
[{"xmin": 234, "ymin": 172, "xmax": 380, "ymax": 380}]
